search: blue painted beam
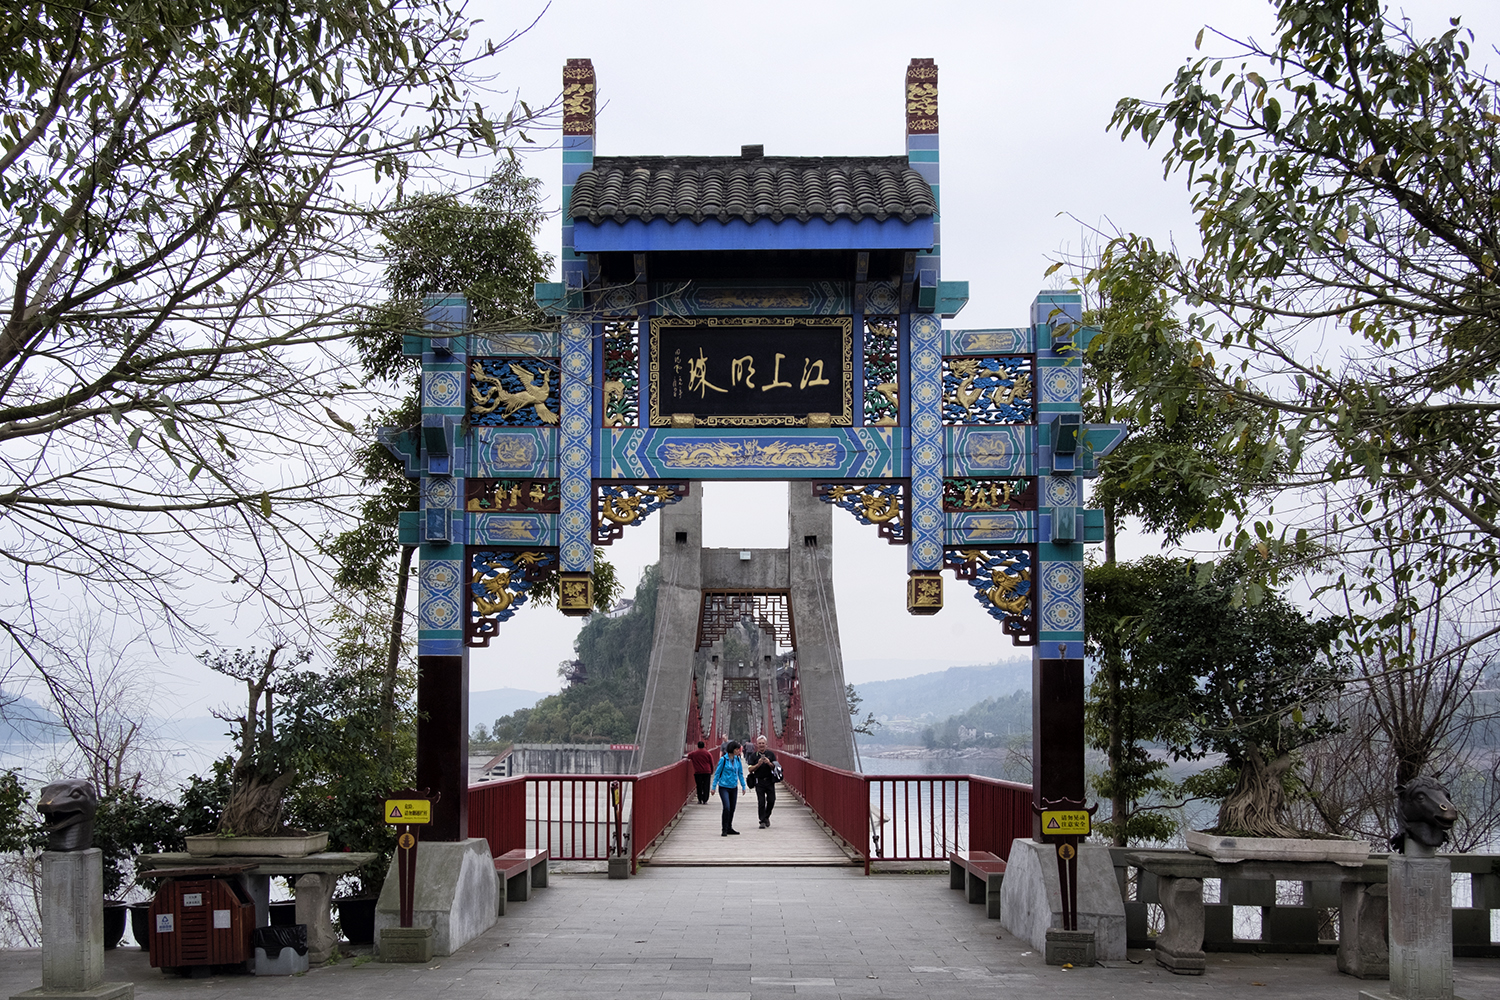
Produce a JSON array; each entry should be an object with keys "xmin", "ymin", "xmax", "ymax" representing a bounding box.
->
[{"xmin": 572, "ymin": 215, "xmax": 934, "ymax": 252}]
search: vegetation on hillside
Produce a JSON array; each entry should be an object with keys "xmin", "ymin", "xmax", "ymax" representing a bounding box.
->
[{"xmin": 476, "ymin": 568, "xmax": 660, "ymax": 748}]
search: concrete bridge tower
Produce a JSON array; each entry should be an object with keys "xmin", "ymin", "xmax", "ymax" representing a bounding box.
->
[{"xmin": 634, "ymin": 484, "xmax": 856, "ymax": 772}]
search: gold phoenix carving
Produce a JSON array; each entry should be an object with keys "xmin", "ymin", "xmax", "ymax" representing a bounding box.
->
[{"xmin": 470, "ymin": 362, "xmax": 559, "ymax": 425}]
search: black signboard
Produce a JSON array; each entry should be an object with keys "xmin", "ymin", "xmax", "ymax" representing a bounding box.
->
[{"xmin": 649, "ymin": 317, "xmax": 853, "ymax": 427}]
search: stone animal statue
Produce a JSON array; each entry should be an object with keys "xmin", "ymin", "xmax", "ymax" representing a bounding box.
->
[
  {"xmin": 1390, "ymin": 775, "xmax": 1459, "ymax": 855},
  {"xmin": 36, "ymin": 779, "xmax": 100, "ymax": 852}
]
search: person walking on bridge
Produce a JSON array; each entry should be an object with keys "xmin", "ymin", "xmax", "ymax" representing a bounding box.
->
[
  {"xmin": 687, "ymin": 741, "xmax": 714, "ymax": 804},
  {"xmin": 709, "ymin": 740, "xmax": 747, "ymax": 836},
  {"xmin": 744, "ymin": 735, "xmax": 778, "ymax": 828}
]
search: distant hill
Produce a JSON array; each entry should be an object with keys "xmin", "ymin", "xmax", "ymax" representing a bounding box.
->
[
  {"xmin": 470, "ymin": 687, "xmax": 549, "ymax": 729},
  {"xmin": 0, "ymin": 691, "xmax": 61, "ymax": 742},
  {"xmin": 852, "ymin": 660, "xmax": 1031, "ymax": 723}
]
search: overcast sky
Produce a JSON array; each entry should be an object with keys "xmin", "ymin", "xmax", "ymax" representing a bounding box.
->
[{"xmin": 117, "ymin": 0, "xmax": 1500, "ymax": 717}]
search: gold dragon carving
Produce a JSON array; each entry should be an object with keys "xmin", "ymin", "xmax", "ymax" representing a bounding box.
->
[{"xmin": 599, "ymin": 485, "xmax": 678, "ymax": 526}]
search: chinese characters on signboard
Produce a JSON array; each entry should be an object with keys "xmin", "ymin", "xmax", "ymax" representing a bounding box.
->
[{"xmin": 648, "ymin": 317, "xmax": 852, "ymax": 427}]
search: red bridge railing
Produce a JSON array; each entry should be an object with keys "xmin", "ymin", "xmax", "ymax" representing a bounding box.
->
[
  {"xmin": 469, "ymin": 760, "xmax": 695, "ymax": 873},
  {"xmin": 776, "ymin": 754, "xmax": 1032, "ymax": 874},
  {"xmin": 470, "ymin": 755, "xmax": 1030, "ymax": 876}
]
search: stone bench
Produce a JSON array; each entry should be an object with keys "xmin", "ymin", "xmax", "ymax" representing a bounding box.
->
[
  {"xmin": 495, "ymin": 848, "xmax": 549, "ymax": 914},
  {"xmin": 949, "ymin": 850, "xmax": 1006, "ymax": 919}
]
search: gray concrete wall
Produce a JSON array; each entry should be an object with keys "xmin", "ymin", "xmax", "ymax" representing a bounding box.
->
[
  {"xmin": 635, "ymin": 484, "xmax": 855, "ymax": 773},
  {"xmin": 701, "ymin": 549, "xmax": 789, "ymax": 589},
  {"xmin": 787, "ymin": 483, "xmax": 857, "ymax": 771},
  {"xmin": 634, "ymin": 491, "xmax": 704, "ymax": 772}
]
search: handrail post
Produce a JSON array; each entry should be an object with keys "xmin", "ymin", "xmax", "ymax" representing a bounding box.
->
[{"xmin": 863, "ymin": 774, "xmax": 872, "ymax": 876}]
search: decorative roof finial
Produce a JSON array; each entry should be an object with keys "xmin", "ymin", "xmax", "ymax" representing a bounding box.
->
[
  {"xmin": 563, "ymin": 58, "xmax": 596, "ymax": 136},
  {"xmin": 905, "ymin": 58, "xmax": 938, "ymax": 135}
]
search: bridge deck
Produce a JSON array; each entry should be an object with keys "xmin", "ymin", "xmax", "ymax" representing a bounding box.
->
[{"xmin": 644, "ymin": 790, "xmax": 859, "ymax": 867}]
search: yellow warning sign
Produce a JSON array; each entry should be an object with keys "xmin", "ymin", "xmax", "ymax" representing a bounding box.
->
[
  {"xmin": 1041, "ymin": 810, "xmax": 1091, "ymax": 836},
  {"xmin": 384, "ymin": 799, "xmax": 431, "ymax": 825}
]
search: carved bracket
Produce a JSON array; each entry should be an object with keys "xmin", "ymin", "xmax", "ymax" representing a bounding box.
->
[
  {"xmin": 593, "ymin": 482, "xmax": 690, "ymax": 546},
  {"xmin": 943, "ymin": 547, "xmax": 1036, "ymax": 644},
  {"xmin": 466, "ymin": 548, "xmax": 558, "ymax": 647},
  {"xmin": 814, "ymin": 481, "xmax": 908, "ymax": 544}
]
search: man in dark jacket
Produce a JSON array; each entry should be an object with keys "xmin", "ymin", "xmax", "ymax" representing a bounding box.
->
[
  {"xmin": 687, "ymin": 741, "xmax": 714, "ymax": 803},
  {"xmin": 744, "ymin": 735, "xmax": 778, "ymax": 827}
]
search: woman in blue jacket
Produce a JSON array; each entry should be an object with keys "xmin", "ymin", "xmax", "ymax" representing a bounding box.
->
[{"xmin": 710, "ymin": 741, "xmax": 747, "ymax": 836}]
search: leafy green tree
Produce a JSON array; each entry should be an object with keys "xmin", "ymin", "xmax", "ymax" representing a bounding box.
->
[
  {"xmin": 1099, "ymin": 0, "xmax": 1500, "ymax": 613},
  {"xmin": 1097, "ymin": 0, "xmax": 1500, "ymax": 821},
  {"xmin": 491, "ymin": 568, "xmax": 659, "ymax": 744},
  {"xmin": 1154, "ymin": 562, "xmax": 1349, "ymax": 837},
  {"xmin": 0, "ymin": 0, "xmax": 546, "ymax": 664},
  {"xmin": 1077, "ymin": 264, "xmax": 1282, "ymax": 844},
  {"xmin": 92, "ymin": 790, "xmax": 187, "ymax": 898},
  {"xmin": 331, "ymin": 163, "xmax": 619, "ymax": 734},
  {"xmin": 0, "ymin": 771, "xmax": 31, "ymax": 854},
  {"xmin": 1081, "ymin": 254, "xmax": 1283, "ymax": 562},
  {"xmin": 1084, "ymin": 559, "xmax": 1193, "ymax": 846},
  {"xmin": 846, "ymin": 684, "xmax": 880, "ymax": 737}
]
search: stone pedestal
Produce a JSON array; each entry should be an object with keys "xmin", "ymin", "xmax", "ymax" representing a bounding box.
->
[
  {"xmin": 999, "ymin": 840, "xmax": 1126, "ymax": 961},
  {"xmin": 607, "ymin": 856, "xmax": 629, "ymax": 880},
  {"xmin": 294, "ymin": 873, "xmax": 339, "ymax": 964},
  {"xmin": 1358, "ymin": 855, "xmax": 1456, "ymax": 1000},
  {"xmin": 1044, "ymin": 928, "xmax": 1095, "ymax": 966},
  {"xmin": 1339, "ymin": 882, "xmax": 1389, "ymax": 980},
  {"xmin": 374, "ymin": 839, "xmax": 497, "ymax": 957},
  {"xmin": 1154, "ymin": 876, "xmax": 1207, "ymax": 975},
  {"xmin": 9, "ymin": 851, "xmax": 133, "ymax": 1000},
  {"xmin": 379, "ymin": 927, "xmax": 433, "ymax": 964}
]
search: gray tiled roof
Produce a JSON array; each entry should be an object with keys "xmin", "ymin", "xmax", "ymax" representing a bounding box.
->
[{"xmin": 568, "ymin": 156, "xmax": 936, "ymax": 226}]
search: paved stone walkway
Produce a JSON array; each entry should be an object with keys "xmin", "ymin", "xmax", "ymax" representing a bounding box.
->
[
  {"xmin": 645, "ymin": 793, "xmax": 857, "ymax": 866},
  {"xmin": 3, "ymin": 867, "xmax": 1497, "ymax": 999}
]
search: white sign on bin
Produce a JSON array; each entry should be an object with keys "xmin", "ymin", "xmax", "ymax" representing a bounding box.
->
[
  {"xmin": 183, "ymin": 892, "xmax": 203, "ymax": 907},
  {"xmin": 156, "ymin": 914, "xmax": 174, "ymax": 933},
  {"xmin": 213, "ymin": 909, "xmax": 231, "ymax": 929}
]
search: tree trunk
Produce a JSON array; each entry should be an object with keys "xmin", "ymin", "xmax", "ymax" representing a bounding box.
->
[
  {"xmin": 1103, "ymin": 494, "xmax": 1117, "ymax": 568},
  {"xmin": 219, "ymin": 769, "xmax": 298, "ymax": 837},
  {"xmin": 381, "ymin": 544, "xmax": 416, "ymax": 740},
  {"xmin": 1215, "ymin": 747, "xmax": 1299, "ymax": 838},
  {"xmin": 1106, "ymin": 646, "xmax": 1127, "ymax": 846},
  {"xmin": 1102, "ymin": 485, "xmax": 1125, "ymax": 843}
]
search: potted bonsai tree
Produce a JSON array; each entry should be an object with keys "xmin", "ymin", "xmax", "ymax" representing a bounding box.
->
[
  {"xmin": 186, "ymin": 644, "xmax": 328, "ymax": 856},
  {"xmin": 1144, "ymin": 563, "xmax": 1361, "ymax": 862}
]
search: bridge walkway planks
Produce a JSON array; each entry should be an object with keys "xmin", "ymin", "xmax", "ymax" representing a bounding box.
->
[{"xmin": 642, "ymin": 788, "xmax": 859, "ymax": 867}]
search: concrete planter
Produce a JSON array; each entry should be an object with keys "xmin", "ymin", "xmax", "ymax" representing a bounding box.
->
[
  {"xmin": 184, "ymin": 832, "xmax": 329, "ymax": 857},
  {"xmin": 1185, "ymin": 830, "xmax": 1371, "ymax": 867}
]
